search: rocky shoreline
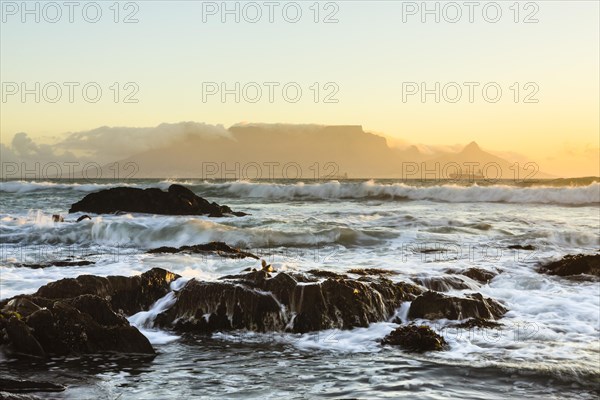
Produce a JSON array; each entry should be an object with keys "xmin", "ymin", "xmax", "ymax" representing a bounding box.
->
[
  {"xmin": 0, "ymin": 263, "xmax": 509, "ymax": 359},
  {"xmin": 2, "ymin": 251, "xmax": 597, "ymax": 362}
]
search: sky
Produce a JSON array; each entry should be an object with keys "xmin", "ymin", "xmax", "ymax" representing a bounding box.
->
[{"xmin": 1, "ymin": 0, "xmax": 599, "ymax": 177}]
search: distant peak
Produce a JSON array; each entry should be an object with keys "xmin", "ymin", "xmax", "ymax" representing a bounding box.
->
[{"xmin": 462, "ymin": 141, "xmax": 481, "ymax": 153}]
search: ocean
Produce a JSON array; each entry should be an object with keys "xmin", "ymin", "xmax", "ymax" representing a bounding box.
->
[{"xmin": 1, "ymin": 179, "xmax": 599, "ymax": 399}]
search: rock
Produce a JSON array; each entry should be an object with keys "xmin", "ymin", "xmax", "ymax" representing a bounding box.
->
[
  {"xmin": 538, "ymin": 254, "xmax": 600, "ymax": 279},
  {"xmin": 161, "ymin": 270, "xmax": 423, "ymax": 334},
  {"xmin": 5, "ymin": 316, "xmax": 45, "ymax": 357},
  {"xmin": 156, "ymin": 279, "xmax": 285, "ymax": 333},
  {"xmin": 446, "ymin": 267, "xmax": 498, "ymax": 284},
  {"xmin": 381, "ymin": 325, "xmax": 447, "ymax": 352},
  {"xmin": 450, "ymin": 317, "xmax": 502, "ymax": 329},
  {"xmin": 51, "ymin": 214, "xmax": 63, "ymax": 222},
  {"xmin": 413, "ymin": 275, "xmax": 477, "ymax": 292},
  {"xmin": 2, "ymin": 297, "xmax": 41, "ymax": 318},
  {"xmin": 148, "ymin": 242, "xmax": 258, "ymax": 259},
  {"xmin": 408, "ymin": 291, "xmax": 507, "ymax": 321},
  {"xmin": 0, "ymin": 392, "xmax": 43, "ymax": 400},
  {"xmin": 76, "ymin": 214, "xmax": 91, "ymax": 222},
  {"xmin": 508, "ymin": 244, "xmax": 535, "ymax": 251},
  {"xmin": 18, "ymin": 260, "xmax": 94, "ymax": 269},
  {"xmin": 33, "ymin": 267, "xmax": 180, "ymax": 315},
  {"xmin": 68, "ymin": 184, "xmax": 246, "ymax": 217},
  {"xmin": 0, "ymin": 378, "xmax": 65, "ymax": 393},
  {"xmin": 1, "ymin": 296, "xmax": 154, "ymax": 357},
  {"xmin": 347, "ymin": 268, "xmax": 397, "ymax": 276},
  {"xmin": 2, "ymin": 267, "xmax": 427, "ymax": 350},
  {"xmin": 307, "ymin": 269, "xmax": 348, "ymax": 279}
]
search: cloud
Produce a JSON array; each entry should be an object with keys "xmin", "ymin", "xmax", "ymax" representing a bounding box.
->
[{"xmin": 1, "ymin": 122, "xmax": 232, "ymax": 167}]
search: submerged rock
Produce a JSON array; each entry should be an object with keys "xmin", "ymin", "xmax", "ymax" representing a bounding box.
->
[
  {"xmin": 413, "ymin": 275, "xmax": 477, "ymax": 292},
  {"xmin": 408, "ymin": 291, "xmax": 507, "ymax": 321},
  {"xmin": 381, "ymin": 325, "xmax": 447, "ymax": 352},
  {"xmin": 347, "ymin": 268, "xmax": 397, "ymax": 276},
  {"xmin": 538, "ymin": 254, "xmax": 600, "ymax": 279},
  {"xmin": 0, "ymin": 378, "xmax": 65, "ymax": 393},
  {"xmin": 508, "ymin": 244, "xmax": 536, "ymax": 251},
  {"xmin": 68, "ymin": 184, "xmax": 246, "ymax": 217},
  {"xmin": 450, "ymin": 317, "xmax": 502, "ymax": 329},
  {"xmin": 148, "ymin": 241, "xmax": 258, "ymax": 259},
  {"xmin": 76, "ymin": 214, "xmax": 91, "ymax": 222},
  {"xmin": 16, "ymin": 260, "xmax": 94, "ymax": 269},
  {"xmin": 446, "ymin": 267, "xmax": 498, "ymax": 284}
]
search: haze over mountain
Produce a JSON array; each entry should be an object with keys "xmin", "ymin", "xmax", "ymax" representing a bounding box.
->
[
  {"xmin": 0, "ymin": 122, "xmax": 558, "ymax": 180},
  {"xmin": 104, "ymin": 124, "xmax": 554, "ymax": 180}
]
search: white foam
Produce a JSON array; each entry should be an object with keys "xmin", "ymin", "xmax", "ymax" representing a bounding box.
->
[{"xmin": 204, "ymin": 180, "xmax": 600, "ymax": 205}]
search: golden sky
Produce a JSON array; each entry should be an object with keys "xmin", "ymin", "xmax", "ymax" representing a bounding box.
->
[{"xmin": 1, "ymin": 1, "xmax": 598, "ymax": 177}]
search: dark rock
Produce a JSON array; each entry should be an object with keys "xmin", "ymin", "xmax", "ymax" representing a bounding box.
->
[
  {"xmin": 408, "ymin": 291, "xmax": 507, "ymax": 321},
  {"xmin": 148, "ymin": 242, "xmax": 258, "ymax": 259},
  {"xmin": 508, "ymin": 244, "xmax": 535, "ymax": 251},
  {"xmin": 163, "ymin": 271, "xmax": 423, "ymax": 334},
  {"xmin": 413, "ymin": 275, "xmax": 477, "ymax": 292},
  {"xmin": 5, "ymin": 316, "xmax": 45, "ymax": 357},
  {"xmin": 34, "ymin": 267, "xmax": 180, "ymax": 315},
  {"xmin": 51, "ymin": 214, "xmax": 63, "ymax": 223},
  {"xmin": 538, "ymin": 254, "xmax": 600, "ymax": 279},
  {"xmin": 446, "ymin": 267, "xmax": 498, "ymax": 284},
  {"xmin": 450, "ymin": 317, "xmax": 502, "ymax": 329},
  {"xmin": 0, "ymin": 295, "xmax": 155, "ymax": 357},
  {"xmin": 156, "ymin": 279, "xmax": 285, "ymax": 333},
  {"xmin": 2, "ymin": 297, "xmax": 41, "ymax": 318},
  {"xmin": 18, "ymin": 260, "xmax": 94, "ymax": 269},
  {"xmin": 2, "ymin": 267, "xmax": 428, "ymax": 352},
  {"xmin": 381, "ymin": 325, "xmax": 447, "ymax": 352},
  {"xmin": 68, "ymin": 184, "xmax": 244, "ymax": 217},
  {"xmin": 347, "ymin": 268, "xmax": 397, "ymax": 276},
  {"xmin": 0, "ymin": 378, "xmax": 65, "ymax": 393},
  {"xmin": 0, "ymin": 392, "xmax": 43, "ymax": 400},
  {"xmin": 307, "ymin": 269, "xmax": 348, "ymax": 279},
  {"xmin": 26, "ymin": 298, "xmax": 153, "ymax": 355},
  {"xmin": 76, "ymin": 214, "xmax": 91, "ymax": 222}
]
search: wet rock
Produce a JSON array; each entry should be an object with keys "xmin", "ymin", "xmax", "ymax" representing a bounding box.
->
[
  {"xmin": 446, "ymin": 267, "xmax": 498, "ymax": 284},
  {"xmin": 3, "ymin": 267, "xmax": 427, "ymax": 349},
  {"xmin": 2, "ymin": 297, "xmax": 41, "ymax": 318},
  {"xmin": 148, "ymin": 241, "xmax": 258, "ymax": 259},
  {"xmin": 158, "ymin": 269, "xmax": 423, "ymax": 334},
  {"xmin": 0, "ymin": 296, "xmax": 155, "ymax": 357},
  {"xmin": 413, "ymin": 275, "xmax": 477, "ymax": 292},
  {"xmin": 76, "ymin": 214, "xmax": 91, "ymax": 222},
  {"xmin": 28, "ymin": 297, "xmax": 153, "ymax": 356},
  {"xmin": 538, "ymin": 254, "xmax": 600, "ymax": 279},
  {"xmin": 508, "ymin": 244, "xmax": 535, "ymax": 251},
  {"xmin": 347, "ymin": 268, "xmax": 397, "ymax": 276},
  {"xmin": 68, "ymin": 184, "xmax": 246, "ymax": 217},
  {"xmin": 0, "ymin": 392, "xmax": 43, "ymax": 400},
  {"xmin": 5, "ymin": 316, "xmax": 45, "ymax": 357},
  {"xmin": 307, "ymin": 269, "xmax": 349, "ymax": 279},
  {"xmin": 33, "ymin": 267, "xmax": 180, "ymax": 315},
  {"xmin": 17, "ymin": 260, "xmax": 94, "ymax": 269},
  {"xmin": 381, "ymin": 325, "xmax": 447, "ymax": 352},
  {"xmin": 156, "ymin": 279, "xmax": 285, "ymax": 333},
  {"xmin": 408, "ymin": 291, "xmax": 507, "ymax": 321},
  {"xmin": 0, "ymin": 378, "xmax": 65, "ymax": 393},
  {"xmin": 51, "ymin": 214, "xmax": 63, "ymax": 223},
  {"xmin": 450, "ymin": 317, "xmax": 502, "ymax": 329}
]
